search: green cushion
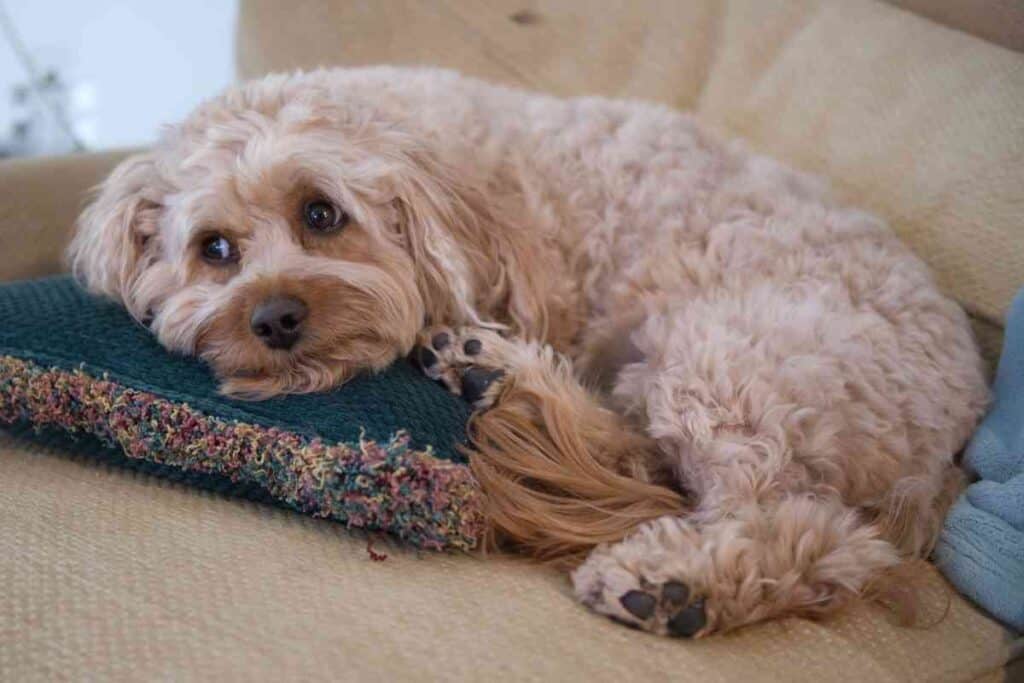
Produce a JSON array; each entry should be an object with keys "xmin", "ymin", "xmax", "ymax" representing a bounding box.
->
[{"xmin": 0, "ymin": 276, "xmax": 481, "ymax": 550}]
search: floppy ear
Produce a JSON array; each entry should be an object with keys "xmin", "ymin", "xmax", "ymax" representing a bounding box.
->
[
  {"xmin": 67, "ymin": 153, "xmax": 165, "ymax": 320},
  {"xmin": 391, "ymin": 147, "xmax": 490, "ymax": 327},
  {"xmin": 392, "ymin": 146, "xmax": 567, "ymax": 339}
]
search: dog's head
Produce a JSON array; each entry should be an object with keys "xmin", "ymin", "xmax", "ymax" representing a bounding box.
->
[{"xmin": 68, "ymin": 74, "xmax": 505, "ymax": 398}]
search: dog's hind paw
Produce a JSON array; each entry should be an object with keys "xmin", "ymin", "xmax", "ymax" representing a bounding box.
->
[
  {"xmin": 411, "ymin": 325, "xmax": 517, "ymax": 410},
  {"xmin": 572, "ymin": 518, "xmax": 712, "ymax": 638}
]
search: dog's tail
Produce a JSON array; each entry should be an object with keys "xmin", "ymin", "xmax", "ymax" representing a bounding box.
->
[
  {"xmin": 859, "ymin": 463, "xmax": 966, "ymax": 627},
  {"xmin": 464, "ymin": 351, "xmax": 684, "ymax": 565}
]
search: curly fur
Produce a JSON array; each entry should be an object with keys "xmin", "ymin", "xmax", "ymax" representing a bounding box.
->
[{"xmin": 68, "ymin": 66, "xmax": 989, "ymax": 636}]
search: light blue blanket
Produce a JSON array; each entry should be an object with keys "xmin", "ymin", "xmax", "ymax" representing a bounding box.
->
[{"xmin": 934, "ymin": 286, "xmax": 1024, "ymax": 633}]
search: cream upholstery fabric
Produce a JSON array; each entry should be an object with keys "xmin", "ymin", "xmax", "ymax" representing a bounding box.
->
[
  {"xmin": 238, "ymin": 0, "xmax": 1024, "ymax": 367},
  {"xmin": 2, "ymin": 433, "xmax": 1020, "ymax": 682},
  {"xmin": 886, "ymin": 0, "xmax": 1024, "ymax": 52},
  {"xmin": 0, "ymin": 151, "xmax": 130, "ymax": 282}
]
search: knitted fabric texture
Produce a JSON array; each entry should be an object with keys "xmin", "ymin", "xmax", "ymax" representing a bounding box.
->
[
  {"xmin": 934, "ymin": 286, "xmax": 1024, "ymax": 632},
  {"xmin": 0, "ymin": 276, "xmax": 481, "ymax": 551}
]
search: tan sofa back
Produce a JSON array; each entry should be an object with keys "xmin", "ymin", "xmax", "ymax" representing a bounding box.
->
[
  {"xmin": 238, "ymin": 0, "xmax": 1024, "ymax": 363},
  {"xmin": 886, "ymin": 0, "xmax": 1024, "ymax": 51}
]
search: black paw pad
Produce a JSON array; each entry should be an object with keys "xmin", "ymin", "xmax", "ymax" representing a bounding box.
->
[
  {"xmin": 416, "ymin": 346, "xmax": 437, "ymax": 369},
  {"xmin": 661, "ymin": 581, "xmax": 689, "ymax": 606},
  {"xmin": 667, "ymin": 600, "xmax": 706, "ymax": 638},
  {"xmin": 463, "ymin": 338, "xmax": 483, "ymax": 356},
  {"xmin": 431, "ymin": 332, "xmax": 450, "ymax": 351},
  {"xmin": 620, "ymin": 590, "xmax": 656, "ymax": 620},
  {"xmin": 460, "ymin": 367, "xmax": 504, "ymax": 405}
]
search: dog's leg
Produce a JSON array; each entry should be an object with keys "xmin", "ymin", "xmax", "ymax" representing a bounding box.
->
[
  {"xmin": 412, "ymin": 325, "xmax": 685, "ymax": 560},
  {"xmin": 569, "ymin": 287, "xmax": 946, "ymax": 637},
  {"xmin": 572, "ymin": 495, "xmax": 901, "ymax": 637}
]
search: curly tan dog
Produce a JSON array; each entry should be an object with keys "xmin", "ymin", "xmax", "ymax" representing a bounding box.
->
[{"xmin": 68, "ymin": 67, "xmax": 988, "ymax": 637}]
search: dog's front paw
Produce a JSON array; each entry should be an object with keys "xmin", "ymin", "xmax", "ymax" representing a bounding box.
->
[{"xmin": 411, "ymin": 325, "xmax": 517, "ymax": 410}]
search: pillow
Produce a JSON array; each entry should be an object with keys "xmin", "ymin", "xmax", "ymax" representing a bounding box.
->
[{"xmin": 0, "ymin": 276, "xmax": 481, "ymax": 551}]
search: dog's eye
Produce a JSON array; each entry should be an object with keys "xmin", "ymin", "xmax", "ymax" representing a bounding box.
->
[
  {"xmin": 303, "ymin": 200, "xmax": 348, "ymax": 233},
  {"xmin": 200, "ymin": 234, "xmax": 238, "ymax": 264}
]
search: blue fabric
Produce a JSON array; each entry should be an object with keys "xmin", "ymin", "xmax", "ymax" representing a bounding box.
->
[{"xmin": 934, "ymin": 286, "xmax": 1024, "ymax": 633}]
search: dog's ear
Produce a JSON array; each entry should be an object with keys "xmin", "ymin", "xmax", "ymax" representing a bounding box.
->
[
  {"xmin": 67, "ymin": 153, "xmax": 166, "ymax": 320},
  {"xmin": 391, "ymin": 147, "xmax": 490, "ymax": 327},
  {"xmin": 392, "ymin": 145, "xmax": 564, "ymax": 338}
]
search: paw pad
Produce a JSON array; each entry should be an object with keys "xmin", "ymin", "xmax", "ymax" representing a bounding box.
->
[
  {"xmin": 612, "ymin": 581, "xmax": 706, "ymax": 638},
  {"xmin": 431, "ymin": 332, "xmax": 450, "ymax": 351},
  {"xmin": 412, "ymin": 325, "xmax": 511, "ymax": 410},
  {"xmin": 620, "ymin": 590, "xmax": 656, "ymax": 620},
  {"xmin": 416, "ymin": 346, "xmax": 438, "ymax": 369},
  {"xmin": 461, "ymin": 367, "xmax": 505, "ymax": 405},
  {"xmin": 667, "ymin": 600, "xmax": 706, "ymax": 638},
  {"xmin": 661, "ymin": 581, "xmax": 689, "ymax": 606}
]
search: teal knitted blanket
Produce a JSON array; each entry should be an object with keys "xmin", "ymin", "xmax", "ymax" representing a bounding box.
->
[{"xmin": 0, "ymin": 276, "xmax": 481, "ymax": 550}]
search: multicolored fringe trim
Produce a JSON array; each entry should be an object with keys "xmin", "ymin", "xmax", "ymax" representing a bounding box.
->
[{"xmin": 0, "ymin": 356, "xmax": 484, "ymax": 551}]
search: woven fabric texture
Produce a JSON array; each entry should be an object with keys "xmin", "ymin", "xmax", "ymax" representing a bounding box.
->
[{"xmin": 2, "ymin": 432, "xmax": 1020, "ymax": 682}]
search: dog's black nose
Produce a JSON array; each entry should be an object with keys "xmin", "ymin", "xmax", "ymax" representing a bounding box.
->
[{"xmin": 250, "ymin": 295, "xmax": 308, "ymax": 350}]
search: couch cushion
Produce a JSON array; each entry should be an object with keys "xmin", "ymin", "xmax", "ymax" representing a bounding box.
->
[
  {"xmin": 0, "ymin": 150, "xmax": 130, "ymax": 282},
  {"xmin": 2, "ymin": 432, "xmax": 1020, "ymax": 681},
  {"xmin": 886, "ymin": 0, "xmax": 1024, "ymax": 52},
  {"xmin": 237, "ymin": 0, "xmax": 1024, "ymax": 366}
]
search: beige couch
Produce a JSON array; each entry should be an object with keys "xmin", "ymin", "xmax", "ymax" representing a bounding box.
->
[{"xmin": 2, "ymin": 1, "xmax": 1022, "ymax": 680}]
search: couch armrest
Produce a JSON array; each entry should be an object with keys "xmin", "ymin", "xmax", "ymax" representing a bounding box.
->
[{"xmin": 0, "ymin": 150, "xmax": 134, "ymax": 282}]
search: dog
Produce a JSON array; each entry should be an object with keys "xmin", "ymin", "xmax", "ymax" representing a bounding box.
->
[{"xmin": 68, "ymin": 67, "xmax": 988, "ymax": 637}]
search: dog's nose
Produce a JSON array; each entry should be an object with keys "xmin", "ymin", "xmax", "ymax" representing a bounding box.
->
[{"xmin": 250, "ymin": 295, "xmax": 308, "ymax": 350}]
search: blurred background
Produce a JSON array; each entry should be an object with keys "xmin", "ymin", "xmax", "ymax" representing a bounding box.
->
[{"xmin": 0, "ymin": 0, "xmax": 236, "ymax": 157}]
